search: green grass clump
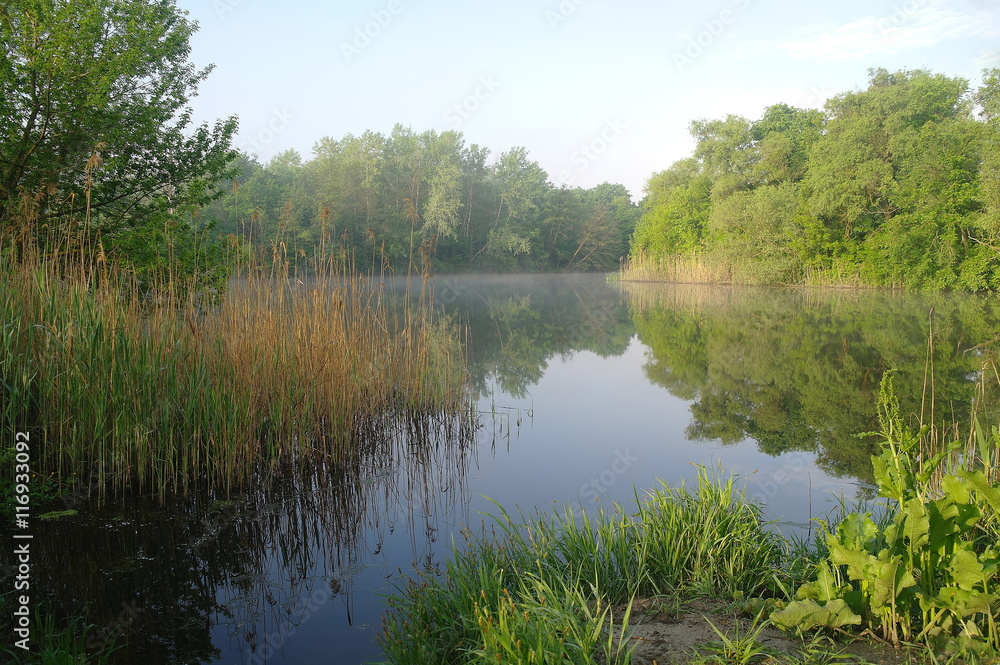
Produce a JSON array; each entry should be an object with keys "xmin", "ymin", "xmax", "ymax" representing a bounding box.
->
[
  {"xmin": 0, "ymin": 603, "xmax": 119, "ymax": 665},
  {"xmin": 379, "ymin": 466, "xmax": 784, "ymax": 664}
]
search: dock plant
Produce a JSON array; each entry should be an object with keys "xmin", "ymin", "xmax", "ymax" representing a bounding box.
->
[{"xmin": 771, "ymin": 374, "xmax": 1000, "ymax": 655}]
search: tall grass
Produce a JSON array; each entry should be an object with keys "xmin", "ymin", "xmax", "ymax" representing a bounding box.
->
[
  {"xmin": 619, "ymin": 251, "xmax": 733, "ymax": 284},
  {"xmin": 379, "ymin": 467, "xmax": 784, "ymax": 664},
  {"xmin": 0, "ymin": 228, "xmax": 473, "ymax": 497},
  {"xmin": 621, "ymin": 251, "xmax": 881, "ymax": 289}
]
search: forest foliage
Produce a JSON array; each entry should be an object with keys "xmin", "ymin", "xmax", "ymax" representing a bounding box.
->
[
  {"xmin": 206, "ymin": 130, "xmax": 640, "ymax": 274},
  {"xmin": 630, "ymin": 68, "xmax": 1000, "ymax": 290},
  {"xmin": 0, "ymin": 0, "xmax": 638, "ymax": 284},
  {"xmin": 0, "ymin": 0, "xmax": 238, "ymax": 286}
]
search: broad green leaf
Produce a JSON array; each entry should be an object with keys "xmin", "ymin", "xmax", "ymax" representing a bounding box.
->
[
  {"xmin": 835, "ymin": 512, "xmax": 878, "ymax": 552},
  {"xmin": 922, "ymin": 586, "xmax": 998, "ymax": 618},
  {"xmin": 927, "ymin": 499, "xmax": 962, "ymax": 556},
  {"xmin": 828, "ymin": 538, "xmax": 877, "ymax": 582},
  {"xmin": 770, "ymin": 598, "xmax": 861, "ymax": 633},
  {"xmin": 872, "ymin": 454, "xmax": 907, "ymax": 504},
  {"xmin": 941, "ymin": 473, "xmax": 971, "ymax": 505},
  {"xmin": 957, "ymin": 468, "xmax": 1000, "ymax": 516},
  {"xmin": 39, "ymin": 509, "xmax": 77, "ymax": 520},
  {"xmin": 796, "ymin": 561, "xmax": 844, "ymax": 603},
  {"xmin": 870, "ymin": 550, "xmax": 916, "ymax": 612},
  {"xmin": 948, "ymin": 546, "xmax": 986, "ymax": 592},
  {"xmin": 900, "ymin": 497, "xmax": 930, "ymax": 551}
]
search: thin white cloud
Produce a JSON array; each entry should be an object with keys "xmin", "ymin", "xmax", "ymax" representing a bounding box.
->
[
  {"xmin": 737, "ymin": 0, "xmax": 993, "ymax": 62},
  {"xmin": 974, "ymin": 47, "xmax": 1000, "ymax": 70}
]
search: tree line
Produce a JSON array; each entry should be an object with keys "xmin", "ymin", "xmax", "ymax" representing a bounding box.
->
[
  {"xmin": 631, "ymin": 68, "xmax": 1000, "ymax": 290},
  {"xmin": 206, "ymin": 128, "xmax": 639, "ymax": 273},
  {"xmin": 5, "ymin": 2, "xmax": 999, "ymax": 290},
  {"xmin": 0, "ymin": 0, "xmax": 638, "ymax": 284}
]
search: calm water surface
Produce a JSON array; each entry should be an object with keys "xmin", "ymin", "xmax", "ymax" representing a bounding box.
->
[{"xmin": 13, "ymin": 274, "xmax": 1000, "ymax": 663}]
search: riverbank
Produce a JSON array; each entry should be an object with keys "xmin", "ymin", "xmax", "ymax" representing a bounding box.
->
[
  {"xmin": 618, "ymin": 252, "xmax": 879, "ymax": 289},
  {"xmin": 379, "ymin": 379, "xmax": 1000, "ymax": 664}
]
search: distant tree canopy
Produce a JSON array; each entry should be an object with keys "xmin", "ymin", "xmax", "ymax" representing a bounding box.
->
[
  {"xmin": 632, "ymin": 68, "xmax": 1000, "ymax": 290},
  {"xmin": 206, "ymin": 127, "xmax": 640, "ymax": 273},
  {"xmin": 0, "ymin": 0, "xmax": 237, "ymax": 282}
]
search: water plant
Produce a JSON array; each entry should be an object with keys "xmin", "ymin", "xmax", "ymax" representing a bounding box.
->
[
  {"xmin": 771, "ymin": 374, "xmax": 1000, "ymax": 654},
  {"xmin": 0, "ymin": 227, "xmax": 473, "ymax": 500}
]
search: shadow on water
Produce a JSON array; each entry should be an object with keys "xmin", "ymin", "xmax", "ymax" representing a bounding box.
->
[{"xmin": 13, "ymin": 414, "xmax": 475, "ymax": 664}]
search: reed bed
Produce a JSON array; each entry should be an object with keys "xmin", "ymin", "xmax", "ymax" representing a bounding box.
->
[
  {"xmin": 619, "ymin": 251, "xmax": 734, "ymax": 285},
  {"xmin": 0, "ymin": 238, "xmax": 473, "ymax": 498},
  {"xmin": 379, "ymin": 467, "xmax": 784, "ymax": 665},
  {"xmin": 621, "ymin": 251, "xmax": 882, "ymax": 289}
]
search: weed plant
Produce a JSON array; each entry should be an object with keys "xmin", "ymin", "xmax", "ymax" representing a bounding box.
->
[{"xmin": 772, "ymin": 374, "xmax": 1000, "ymax": 656}]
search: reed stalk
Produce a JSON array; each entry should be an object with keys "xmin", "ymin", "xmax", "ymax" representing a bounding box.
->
[{"xmin": 0, "ymin": 224, "xmax": 472, "ymax": 499}]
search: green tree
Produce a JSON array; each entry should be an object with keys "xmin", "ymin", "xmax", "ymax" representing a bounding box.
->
[
  {"xmin": 974, "ymin": 69, "xmax": 1000, "ymax": 253},
  {"xmin": 750, "ymin": 103, "xmax": 824, "ymax": 185},
  {"xmin": 803, "ymin": 69, "xmax": 970, "ymax": 256},
  {"xmin": 690, "ymin": 114, "xmax": 755, "ymax": 201},
  {"xmin": 631, "ymin": 158, "xmax": 711, "ymax": 255},
  {"xmin": 0, "ymin": 0, "xmax": 237, "ymax": 257},
  {"xmin": 421, "ymin": 131, "xmax": 464, "ymax": 246}
]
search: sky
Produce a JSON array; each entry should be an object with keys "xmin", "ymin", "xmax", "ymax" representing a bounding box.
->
[{"xmin": 175, "ymin": 0, "xmax": 1000, "ymax": 201}]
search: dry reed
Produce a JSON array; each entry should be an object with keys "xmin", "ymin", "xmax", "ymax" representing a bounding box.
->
[
  {"xmin": 0, "ymin": 225, "xmax": 474, "ymax": 498},
  {"xmin": 619, "ymin": 251, "xmax": 733, "ymax": 284}
]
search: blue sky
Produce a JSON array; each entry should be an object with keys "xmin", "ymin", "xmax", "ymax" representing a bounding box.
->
[{"xmin": 176, "ymin": 0, "xmax": 1000, "ymax": 200}]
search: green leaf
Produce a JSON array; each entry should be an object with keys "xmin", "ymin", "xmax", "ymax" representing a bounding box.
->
[
  {"xmin": 828, "ymin": 514, "xmax": 878, "ymax": 581},
  {"xmin": 957, "ymin": 468, "xmax": 1000, "ymax": 516},
  {"xmin": 39, "ymin": 510, "xmax": 77, "ymax": 520},
  {"xmin": 871, "ymin": 549, "xmax": 916, "ymax": 608},
  {"xmin": 796, "ymin": 561, "xmax": 846, "ymax": 603},
  {"xmin": 835, "ymin": 512, "xmax": 878, "ymax": 552},
  {"xmin": 770, "ymin": 598, "xmax": 862, "ymax": 633},
  {"xmin": 921, "ymin": 586, "xmax": 998, "ymax": 618},
  {"xmin": 900, "ymin": 497, "xmax": 930, "ymax": 551},
  {"xmin": 941, "ymin": 473, "xmax": 971, "ymax": 505},
  {"xmin": 926, "ymin": 498, "xmax": 963, "ymax": 556},
  {"xmin": 948, "ymin": 546, "xmax": 986, "ymax": 592}
]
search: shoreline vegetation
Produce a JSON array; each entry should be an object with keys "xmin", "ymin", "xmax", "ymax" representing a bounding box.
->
[
  {"xmin": 625, "ymin": 68, "xmax": 1000, "ymax": 291},
  {"xmin": 0, "ymin": 227, "xmax": 475, "ymax": 500},
  {"xmin": 619, "ymin": 251, "xmax": 874, "ymax": 289},
  {"xmin": 379, "ymin": 376, "xmax": 1000, "ymax": 665}
]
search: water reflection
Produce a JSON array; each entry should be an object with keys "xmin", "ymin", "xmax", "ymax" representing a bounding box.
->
[
  {"xmin": 620, "ymin": 283, "xmax": 1000, "ymax": 481},
  {"xmin": 419, "ymin": 274, "xmax": 634, "ymax": 398},
  {"xmin": 20, "ymin": 416, "xmax": 474, "ymax": 664}
]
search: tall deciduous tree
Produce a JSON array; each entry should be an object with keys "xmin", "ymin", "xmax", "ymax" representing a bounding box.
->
[{"xmin": 0, "ymin": 0, "xmax": 237, "ymax": 242}]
